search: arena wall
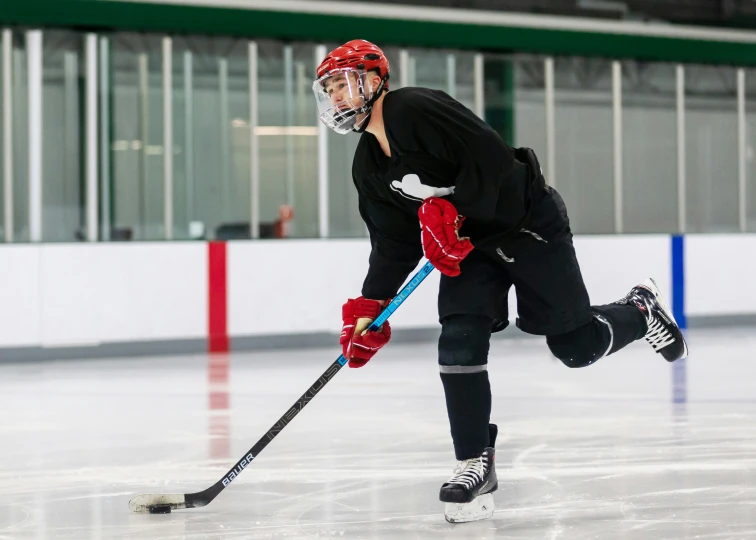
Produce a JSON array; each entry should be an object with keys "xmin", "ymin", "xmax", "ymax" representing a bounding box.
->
[{"xmin": 0, "ymin": 234, "xmax": 744, "ymax": 360}]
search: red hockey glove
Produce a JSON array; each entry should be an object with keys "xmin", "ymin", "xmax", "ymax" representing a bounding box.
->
[
  {"xmin": 418, "ymin": 197, "xmax": 474, "ymax": 277},
  {"xmin": 340, "ymin": 297, "xmax": 392, "ymax": 368}
]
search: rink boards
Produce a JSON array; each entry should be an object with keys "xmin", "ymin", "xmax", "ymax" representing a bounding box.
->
[{"xmin": 0, "ymin": 234, "xmax": 753, "ymax": 352}]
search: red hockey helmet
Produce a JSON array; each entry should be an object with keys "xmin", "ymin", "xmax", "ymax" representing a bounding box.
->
[{"xmin": 313, "ymin": 40, "xmax": 391, "ymax": 134}]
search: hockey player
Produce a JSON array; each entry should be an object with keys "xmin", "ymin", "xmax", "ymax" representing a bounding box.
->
[{"xmin": 313, "ymin": 40, "xmax": 688, "ymax": 523}]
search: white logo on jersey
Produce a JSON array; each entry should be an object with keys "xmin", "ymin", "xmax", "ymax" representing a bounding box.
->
[{"xmin": 390, "ymin": 174, "xmax": 455, "ymax": 202}]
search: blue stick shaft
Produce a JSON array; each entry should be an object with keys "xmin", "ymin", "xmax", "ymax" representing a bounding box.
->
[{"xmin": 368, "ymin": 261, "xmax": 435, "ymax": 331}]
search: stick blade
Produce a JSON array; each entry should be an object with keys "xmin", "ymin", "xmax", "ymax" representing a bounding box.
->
[{"xmin": 129, "ymin": 493, "xmax": 186, "ymax": 513}]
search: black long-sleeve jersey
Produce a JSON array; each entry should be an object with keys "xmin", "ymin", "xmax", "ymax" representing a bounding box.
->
[{"xmin": 353, "ymin": 87, "xmax": 532, "ymax": 300}]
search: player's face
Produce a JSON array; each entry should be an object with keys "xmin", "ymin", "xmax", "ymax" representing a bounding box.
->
[
  {"xmin": 323, "ymin": 72, "xmax": 365, "ymax": 109},
  {"xmin": 313, "ymin": 68, "xmax": 380, "ymax": 134}
]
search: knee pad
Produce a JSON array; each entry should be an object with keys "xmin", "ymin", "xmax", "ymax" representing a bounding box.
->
[
  {"xmin": 547, "ymin": 321, "xmax": 603, "ymax": 369},
  {"xmin": 438, "ymin": 315, "xmax": 492, "ymax": 372}
]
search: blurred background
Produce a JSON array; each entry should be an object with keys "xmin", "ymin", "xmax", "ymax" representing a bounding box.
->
[{"xmin": 0, "ymin": 0, "xmax": 755, "ymax": 357}]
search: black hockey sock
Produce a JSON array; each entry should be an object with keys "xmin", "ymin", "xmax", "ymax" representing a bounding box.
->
[
  {"xmin": 440, "ymin": 371, "xmax": 492, "ymax": 461},
  {"xmin": 592, "ymin": 303, "xmax": 648, "ymax": 356}
]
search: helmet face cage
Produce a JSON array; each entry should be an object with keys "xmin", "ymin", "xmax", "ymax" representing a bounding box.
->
[{"xmin": 312, "ymin": 67, "xmax": 376, "ymax": 134}]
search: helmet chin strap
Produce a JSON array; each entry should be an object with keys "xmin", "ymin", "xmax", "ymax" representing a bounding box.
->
[
  {"xmin": 352, "ymin": 111, "xmax": 372, "ymax": 133},
  {"xmin": 352, "ymin": 73, "xmax": 389, "ymax": 133}
]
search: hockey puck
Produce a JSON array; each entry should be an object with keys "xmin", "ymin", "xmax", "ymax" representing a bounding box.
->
[{"xmin": 148, "ymin": 504, "xmax": 172, "ymax": 514}]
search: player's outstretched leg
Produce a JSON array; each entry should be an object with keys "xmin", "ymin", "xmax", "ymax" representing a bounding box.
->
[
  {"xmin": 440, "ymin": 424, "xmax": 498, "ymax": 523},
  {"xmin": 547, "ymin": 277, "xmax": 688, "ymax": 368},
  {"xmin": 614, "ymin": 277, "xmax": 688, "ymax": 361}
]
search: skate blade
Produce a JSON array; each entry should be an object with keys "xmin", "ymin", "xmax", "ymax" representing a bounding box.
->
[{"xmin": 444, "ymin": 493, "xmax": 495, "ymax": 523}]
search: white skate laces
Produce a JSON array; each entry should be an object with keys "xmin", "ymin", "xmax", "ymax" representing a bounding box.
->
[
  {"xmin": 447, "ymin": 452, "xmax": 489, "ymax": 490},
  {"xmin": 644, "ymin": 314, "xmax": 675, "ymax": 351},
  {"xmin": 632, "ymin": 294, "xmax": 676, "ymax": 352},
  {"xmin": 608, "ymin": 278, "xmax": 688, "ymax": 362}
]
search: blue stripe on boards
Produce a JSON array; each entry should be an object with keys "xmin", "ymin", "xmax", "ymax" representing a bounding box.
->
[
  {"xmin": 671, "ymin": 235, "xmax": 686, "ymax": 330},
  {"xmin": 671, "ymin": 235, "xmax": 687, "ymax": 405}
]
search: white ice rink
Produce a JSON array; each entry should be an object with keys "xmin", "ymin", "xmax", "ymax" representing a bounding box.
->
[{"xmin": 2, "ymin": 328, "xmax": 756, "ymax": 539}]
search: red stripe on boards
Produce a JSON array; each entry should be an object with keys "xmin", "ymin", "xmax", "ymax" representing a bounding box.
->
[{"xmin": 208, "ymin": 241, "xmax": 229, "ymax": 353}]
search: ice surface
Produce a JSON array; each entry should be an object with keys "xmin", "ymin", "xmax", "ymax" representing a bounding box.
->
[{"xmin": 2, "ymin": 328, "xmax": 756, "ymax": 539}]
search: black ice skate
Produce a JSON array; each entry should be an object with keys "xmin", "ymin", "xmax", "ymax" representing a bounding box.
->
[
  {"xmin": 616, "ymin": 278, "xmax": 689, "ymax": 362},
  {"xmin": 440, "ymin": 424, "xmax": 498, "ymax": 523}
]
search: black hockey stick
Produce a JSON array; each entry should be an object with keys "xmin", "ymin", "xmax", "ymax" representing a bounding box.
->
[{"xmin": 129, "ymin": 261, "xmax": 435, "ymax": 514}]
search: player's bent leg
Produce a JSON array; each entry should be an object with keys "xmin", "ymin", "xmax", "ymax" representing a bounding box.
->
[
  {"xmin": 438, "ymin": 315, "xmax": 498, "ymax": 522},
  {"xmin": 548, "ymin": 275, "xmax": 689, "ymax": 368}
]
